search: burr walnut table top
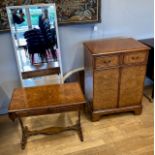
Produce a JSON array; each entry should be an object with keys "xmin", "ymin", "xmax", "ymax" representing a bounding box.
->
[{"xmin": 9, "ymin": 82, "xmax": 86, "ymax": 116}]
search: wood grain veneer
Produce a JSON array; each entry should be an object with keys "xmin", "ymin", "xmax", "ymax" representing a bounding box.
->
[
  {"xmin": 95, "ymin": 55, "xmax": 119, "ymax": 69},
  {"xmin": 9, "ymin": 83, "xmax": 86, "ymax": 117},
  {"xmin": 93, "ymin": 69, "xmax": 119, "ymax": 110},
  {"xmin": 84, "ymin": 38, "xmax": 150, "ymax": 121},
  {"xmin": 123, "ymin": 50, "xmax": 147, "ymax": 65},
  {"xmin": 119, "ymin": 65, "xmax": 146, "ymax": 107}
]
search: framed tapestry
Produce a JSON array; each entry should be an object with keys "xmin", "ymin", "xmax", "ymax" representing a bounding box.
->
[
  {"xmin": 0, "ymin": 0, "xmax": 101, "ymax": 31},
  {"xmin": 54, "ymin": 0, "xmax": 101, "ymax": 25}
]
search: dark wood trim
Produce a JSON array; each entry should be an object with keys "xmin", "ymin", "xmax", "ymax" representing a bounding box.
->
[
  {"xmin": 117, "ymin": 66, "xmax": 122, "ymax": 108},
  {"xmin": 9, "ymin": 104, "xmax": 84, "ymax": 118},
  {"xmin": 22, "ymin": 67, "xmax": 60, "ymax": 79},
  {"xmin": 91, "ymin": 105, "xmax": 142, "ymax": 122},
  {"xmin": 17, "ymin": 109, "xmax": 83, "ymax": 149}
]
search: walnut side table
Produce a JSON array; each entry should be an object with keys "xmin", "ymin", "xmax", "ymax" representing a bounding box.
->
[{"xmin": 8, "ymin": 82, "xmax": 86, "ymax": 149}]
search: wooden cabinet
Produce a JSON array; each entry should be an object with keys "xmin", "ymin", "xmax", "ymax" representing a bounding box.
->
[{"xmin": 84, "ymin": 38, "xmax": 150, "ymax": 121}]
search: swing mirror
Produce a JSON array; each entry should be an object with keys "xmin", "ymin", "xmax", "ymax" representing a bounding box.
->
[{"xmin": 6, "ymin": 4, "xmax": 63, "ymax": 87}]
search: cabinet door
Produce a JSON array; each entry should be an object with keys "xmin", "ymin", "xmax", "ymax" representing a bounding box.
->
[
  {"xmin": 119, "ymin": 65, "xmax": 146, "ymax": 107},
  {"xmin": 93, "ymin": 68, "xmax": 119, "ymax": 110}
]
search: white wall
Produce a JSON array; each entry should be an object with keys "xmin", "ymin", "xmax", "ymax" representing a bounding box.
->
[
  {"xmin": 0, "ymin": 33, "xmax": 21, "ymax": 114},
  {"xmin": 60, "ymin": 0, "xmax": 154, "ymax": 74},
  {"xmin": 0, "ymin": 0, "xmax": 153, "ymax": 114}
]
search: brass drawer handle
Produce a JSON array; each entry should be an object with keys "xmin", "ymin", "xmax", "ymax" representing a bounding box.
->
[
  {"xmin": 103, "ymin": 60, "xmax": 111, "ymax": 64},
  {"xmin": 131, "ymin": 56, "xmax": 139, "ymax": 60}
]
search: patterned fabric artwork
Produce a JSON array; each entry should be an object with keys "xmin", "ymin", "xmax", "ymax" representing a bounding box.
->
[
  {"xmin": 55, "ymin": 0, "xmax": 101, "ymax": 25},
  {"xmin": 0, "ymin": 0, "xmax": 101, "ymax": 31}
]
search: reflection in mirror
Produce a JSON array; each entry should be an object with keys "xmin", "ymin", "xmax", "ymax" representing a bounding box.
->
[{"xmin": 7, "ymin": 4, "xmax": 63, "ymax": 87}]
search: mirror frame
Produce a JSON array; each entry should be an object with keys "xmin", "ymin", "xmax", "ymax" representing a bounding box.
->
[{"xmin": 6, "ymin": 3, "xmax": 63, "ymax": 86}]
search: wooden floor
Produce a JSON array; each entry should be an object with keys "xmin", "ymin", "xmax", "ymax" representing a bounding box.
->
[{"xmin": 0, "ymin": 95, "xmax": 153, "ymax": 155}]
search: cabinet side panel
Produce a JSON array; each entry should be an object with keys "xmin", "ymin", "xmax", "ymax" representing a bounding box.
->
[
  {"xmin": 93, "ymin": 69, "xmax": 119, "ymax": 110},
  {"xmin": 119, "ymin": 65, "xmax": 146, "ymax": 107},
  {"xmin": 84, "ymin": 48, "xmax": 94, "ymax": 106}
]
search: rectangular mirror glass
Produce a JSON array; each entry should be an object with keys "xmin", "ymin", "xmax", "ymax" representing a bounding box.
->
[{"xmin": 7, "ymin": 4, "xmax": 63, "ymax": 87}]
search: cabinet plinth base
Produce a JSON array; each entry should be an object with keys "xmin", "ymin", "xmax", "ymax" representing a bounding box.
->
[
  {"xmin": 90, "ymin": 105, "xmax": 142, "ymax": 122},
  {"xmin": 134, "ymin": 108, "xmax": 142, "ymax": 115}
]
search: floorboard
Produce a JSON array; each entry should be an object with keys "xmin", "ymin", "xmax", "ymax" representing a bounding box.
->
[{"xmin": 0, "ymin": 91, "xmax": 153, "ymax": 155}]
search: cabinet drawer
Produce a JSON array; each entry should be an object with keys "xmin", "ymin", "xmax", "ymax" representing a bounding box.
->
[
  {"xmin": 95, "ymin": 55, "xmax": 119, "ymax": 69},
  {"xmin": 123, "ymin": 51, "xmax": 147, "ymax": 65}
]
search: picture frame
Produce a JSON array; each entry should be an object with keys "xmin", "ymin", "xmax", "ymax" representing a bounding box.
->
[
  {"xmin": 0, "ymin": 0, "xmax": 101, "ymax": 31},
  {"xmin": 55, "ymin": 0, "xmax": 101, "ymax": 25}
]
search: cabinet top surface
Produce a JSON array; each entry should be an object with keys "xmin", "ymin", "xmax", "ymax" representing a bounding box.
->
[
  {"xmin": 84, "ymin": 38, "xmax": 150, "ymax": 55},
  {"xmin": 9, "ymin": 82, "xmax": 85, "ymax": 112}
]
